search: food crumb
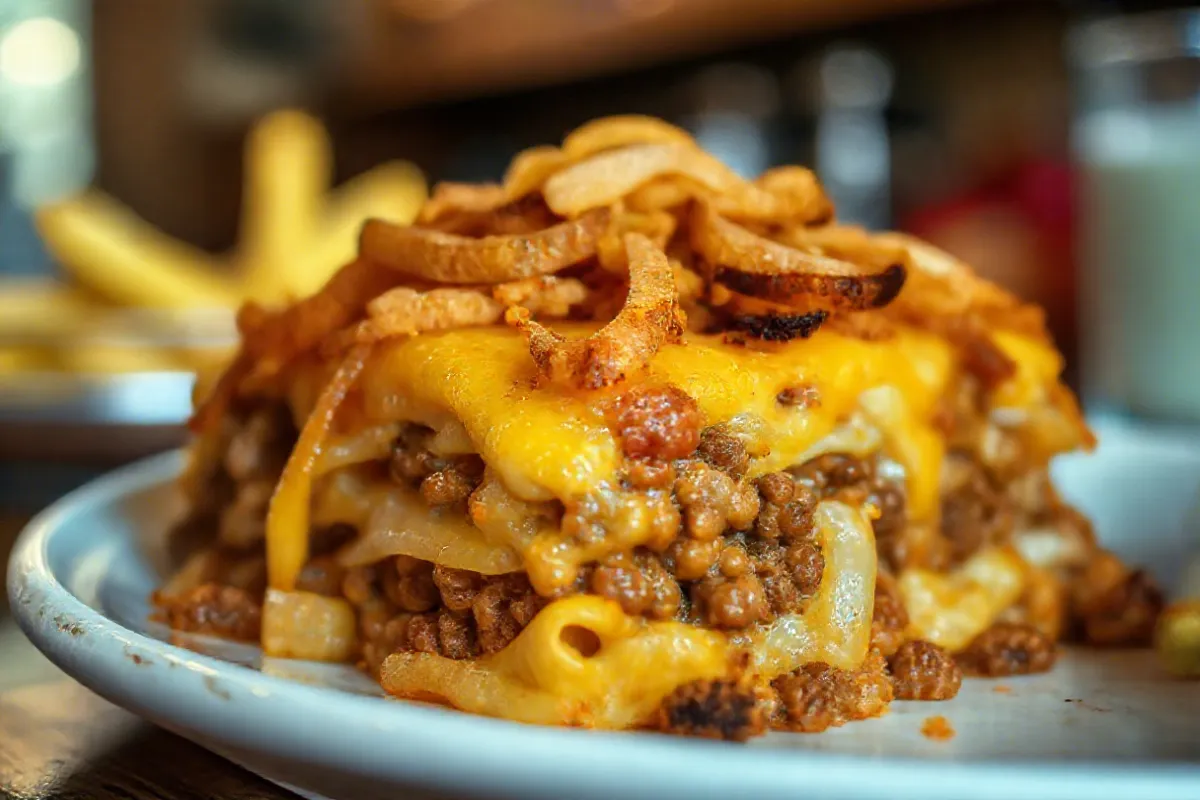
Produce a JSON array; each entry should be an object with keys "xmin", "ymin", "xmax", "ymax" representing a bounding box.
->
[
  {"xmin": 992, "ymin": 685, "xmax": 1011, "ymax": 694},
  {"xmin": 921, "ymin": 715, "xmax": 955, "ymax": 741}
]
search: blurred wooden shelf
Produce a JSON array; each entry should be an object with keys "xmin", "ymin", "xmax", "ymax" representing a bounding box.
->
[{"xmin": 340, "ymin": 0, "xmax": 982, "ymax": 110}]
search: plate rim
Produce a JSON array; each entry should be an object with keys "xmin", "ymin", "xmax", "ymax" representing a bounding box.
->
[{"xmin": 8, "ymin": 448, "xmax": 1200, "ymax": 800}]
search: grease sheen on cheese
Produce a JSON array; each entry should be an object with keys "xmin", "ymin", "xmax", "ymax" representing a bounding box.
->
[{"xmin": 358, "ymin": 324, "xmax": 956, "ymax": 515}]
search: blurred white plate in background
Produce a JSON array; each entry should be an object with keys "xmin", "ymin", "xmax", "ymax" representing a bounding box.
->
[{"xmin": 7, "ymin": 421, "xmax": 1200, "ymax": 800}]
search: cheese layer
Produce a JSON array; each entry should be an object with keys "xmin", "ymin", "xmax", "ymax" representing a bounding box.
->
[{"xmin": 357, "ymin": 324, "xmax": 960, "ymax": 515}]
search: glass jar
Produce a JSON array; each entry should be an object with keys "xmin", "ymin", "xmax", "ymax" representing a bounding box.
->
[{"xmin": 1070, "ymin": 8, "xmax": 1200, "ymax": 423}]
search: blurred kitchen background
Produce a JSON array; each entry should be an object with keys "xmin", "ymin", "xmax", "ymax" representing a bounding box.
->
[{"xmin": 1, "ymin": 0, "xmax": 1198, "ymax": 623}]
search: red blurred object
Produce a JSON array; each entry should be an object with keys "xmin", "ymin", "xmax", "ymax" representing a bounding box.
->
[{"xmin": 901, "ymin": 159, "xmax": 1077, "ymax": 361}]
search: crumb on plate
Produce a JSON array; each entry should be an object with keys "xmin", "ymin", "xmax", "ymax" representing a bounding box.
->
[{"xmin": 921, "ymin": 715, "xmax": 955, "ymax": 740}]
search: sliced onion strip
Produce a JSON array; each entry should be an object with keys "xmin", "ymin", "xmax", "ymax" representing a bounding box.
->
[
  {"xmin": 713, "ymin": 166, "xmax": 834, "ymax": 224},
  {"xmin": 342, "ymin": 277, "xmax": 590, "ymax": 345},
  {"xmin": 561, "ymin": 115, "xmax": 694, "ymax": 158},
  {"xmin": 244, "ymin": 258, "xmax": 396, "ymax": 375},
  {"xmin": 543, "ymin": 143, "xmax": 741, "ymax": 218},
  {"xmin": 502, "ymin": 145, "xmax": 570, "ymax": 202},
  {"xmin": 417, "ymin": 182, "xmax": 507, "ymax": 225},
  {"xmin": 511, "ymin": 233, "xmax": 683, "ymax": 390},
  {"xmin": 692, "ymin": 203, "xmax": 907, "ymax": 312},
  {"xmin": 265, "ymin": 343, "xmax": 371, "ymax": 591},
  {"xmin": 359, "ymin": 208, "xmax": 608, "ymax": 284}
]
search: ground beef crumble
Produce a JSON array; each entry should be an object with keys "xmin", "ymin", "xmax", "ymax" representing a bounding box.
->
[
  {"xmin": 605, "ymin": 384, "xmax": 702, "ymax": 462},
  {"xmin": 589, "ymin": 550, "xmax": 682, "ymax": 620},
  {"xmin": 161, "ymin": 583, "xmax": 262, "ymax": 642},
  {"xmin": 1070, "ymin": 551, "xmax": 1163, "ymax": 646},
  {"xmin": 773, "ymin": 651, "xmax": 894, "ymax": 733},
  {"xmin": 353, "ymin": 561, "xmax": 548, "ymax": 673},
  {"xmin": 888, "ymin": 640, "xmax": 962, "ymax": 700},
  {"xmin": 957, "ymin": 623, "xmax": 1057, "ymax": 676},
  {"xmin": 870, "ymin": 570, "xmax": 910, "ymax": 658},
  {"xmin": 656, "ymin": 679, "xmax": 774, "ymax": 741},
  {"xmin": 697, "ymin": 427, "xmax": 750, "ymax": 477},
  {"xmin": 791, "ymin": 453, "xmax": 908, "ymax": 572},
  {"xmin": 940, "ymin": 452, "xmax": 1014, "ymax": 565}
]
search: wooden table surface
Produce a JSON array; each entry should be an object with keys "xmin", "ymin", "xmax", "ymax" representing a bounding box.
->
[
  {"xmin": 0, "ymin": 681, "xmax": 294, "ymax": 800},
  {"xmin": 0, "ymin": 513, "xmax": 295, "ymax": 800}
]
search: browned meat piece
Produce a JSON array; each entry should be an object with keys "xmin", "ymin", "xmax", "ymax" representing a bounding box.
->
[
  {"xmin": 472, "ymin": 573, "xmax": 547, "ymax": 654},
  {"xmin": 389, "ymin": 424, "xmax": 442, "ymax": 485},
  {"xmin": 691, "ymin": 574, "xmax": 768, "ymax": 629},
  {"xmin": 162, "ymin": 583, "xmax": 262, "ymax": 642},
  {"xmin": 888, "ymin": 640, "xmax": 962, "ymax": 700},
  {"xmin": 656, "ymin": 679, "xmax": 772, "ymax": 741},
  {"xmin": 757, "ymin": 472, "xmax": 795, "ymax": 505},
  {"xmin": 397, "ymin": 611, "xmax": 480, "ymax": 660},
  {"xmin": 420, "ymin": 463, "xmax": 482, "ymax": 506},
  {"xmin": 1071, "ymin": 551, "xmax": 1163, "ymax": 647},
  {"xmin": 606, "ymin": 384, "xmax": 702, "ymax": 461},
  {"xmin": 381, "ymin": 557, "xmax": 440, "ymax": 612},
  {"xmin": 939, "ymin": 453, "xmax": 1014, "ymax": 565},
  {"xmin": 432, "ymin": 565, "xmax": 483, "ymax": 612},
  {"xmin": 774, "ymin": 651, "xmax": 894, "ymax": 733},
  {"xmin": 590, "ymin": 551, "xmax": 681, "ymax": 620},
  {"xmin": 697, "ymin": 427, "xmax": 749, "ymax": 477},
  {"xmin": 867, "ymin": 478, "xmax": 908, "ymax": 572},
  {"xmin": 957, "ymin": 623, "xmax": 1057, "ymax": 676},
  {"xmin": 870, "ymin": 570, "xmax": 909, "ymax": 658}
]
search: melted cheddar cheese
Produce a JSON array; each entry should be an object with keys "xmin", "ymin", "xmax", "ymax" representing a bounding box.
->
[
  {"xmin": 269, "ymin": 319, "xmax": 1078, "ymax": 596},
  {"xmin": 358, "ymin": 324, "xmax": 955, "ymax": 517}
]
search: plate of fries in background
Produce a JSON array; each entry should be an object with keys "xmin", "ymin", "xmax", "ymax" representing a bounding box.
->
[{"xmin": 0, "ymin": 110, "xmax": 426, "ymax": 449}]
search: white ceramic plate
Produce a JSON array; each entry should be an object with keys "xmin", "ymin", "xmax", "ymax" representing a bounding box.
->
[{"xmin": 8, "ymin": 420, "xmax": 1200, "ymax": 800}]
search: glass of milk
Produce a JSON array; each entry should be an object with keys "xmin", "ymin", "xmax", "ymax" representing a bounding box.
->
[{"xmin": 1070, "ymin": 9, "xmax": 1200, "ymax": 423}]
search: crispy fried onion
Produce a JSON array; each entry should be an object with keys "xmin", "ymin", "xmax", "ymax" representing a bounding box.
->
[
  {"xmin": 872, "ymin": 232, "xmax": 1047, "ymax": 339},
  {"xmin": 417, "ymin": 118, "xmax": 827, "ymax": 228},
  {"xmin": 596, "ymin": 208, "xmax": 678, "ymax": 273},
  {"xmin": 241, "ymin": 258, "xmax": 397, "ymax": 362},
  {"xmin": 508, "ymin": 233, "xmax": 683, "ymax": 390},
  {"xmin": 691, "ymin": 203, "xmax": 907, "ymax": 313},
  {"xmin": 493, "ymin": 118, "xmax": 694, "ymax": 210},
  {"xmin": 708, "ymin": 285, "xmax": 831, "ymax": 343},
  {"xmin": 346, "ymin": 277, "xmax": 588, "ymax": 342},
  {"xmin": 359, "ymin": 208, "xmax": 609, "ymax": 284},
  {"xmin": 718, "ymin": 166, "xmax": 834, "ymax": 224},
  {"xmin": 543, "ymin": 143, "xmax": 741, "ymax": 218},
  {"xmin": 543, "ymin": 142, "xmax": 832, "ymax": 224},
  {"xmin": 502, "ymin": 146, "xmax": 571, "ymax": 205},
  {"xmin": 417, "ymin": 182, "xmax": 507, "ymax": 225},
  {"xmin": 726, "ymin": 311, "xmax": 829, "ymax": 342},
  {"xmin": 190, "ymin": 258, "xmax": 398, "ymax": 430},
  {"xmin": 560, "ymin": 114, "xmax": 695, "ymax": 157}
]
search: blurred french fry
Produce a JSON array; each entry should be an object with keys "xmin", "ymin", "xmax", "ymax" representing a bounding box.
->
[
  {"xmin": 0, "ymin": 346, "xmax": 58, "ymax": 374},
  {"xmin": 239, "ymin": 110, "xmax": 333, "ymax": 302},
  {"xmin": 292, "ymin": 160, "xmax": 427, "ymax": 297},
  {"xmin": 0, "ymin": 279, "xmax": 101, "ymax": 340},
  {"xmin": 36, "ymin": 191, "xmax": 241, "ymax": 309},
  {"xmin": 16, "ymin": 110, "xmax": 425, "ymax": 380},
  {"xmin": 57, "ymin": 344, "xmax": 186, "ymax": 374}
]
